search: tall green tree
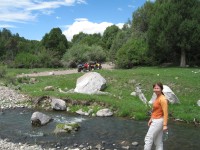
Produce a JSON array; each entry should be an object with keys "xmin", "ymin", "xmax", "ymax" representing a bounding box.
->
[
  {"xmin": 132, "ymin": 1, "xmax": 154, "ymax": 33},
  {"xmin": 101, "ymin": 25, "xmax": 120, "ymax": 51},
  {"xmin": 42, "ymin": 28, "xmax": 68, "ymax": 59},
  {"xmin": 110, "ymin": 23, "xmax": 132, "ymax": 62},
  {"xmin": 147, "ymin": 0, "xmax": 200, "ymax": 67},
  {"xmin": 72, "ymin": 32, "xmax": 102, "ymax": 46}
]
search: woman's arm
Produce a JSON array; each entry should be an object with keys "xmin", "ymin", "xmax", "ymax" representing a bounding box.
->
[
  {"xmin": 148, "ymin": 118, "xmax": 152, "ymax": 126},
  {"xmin": 160, "ymin": 98, "xmax": 168, "ymax": 130}
]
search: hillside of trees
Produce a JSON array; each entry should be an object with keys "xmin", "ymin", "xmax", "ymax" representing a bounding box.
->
[{"xmin": 0, "ymin": 0, "xmax": 199, "ymax": 69}]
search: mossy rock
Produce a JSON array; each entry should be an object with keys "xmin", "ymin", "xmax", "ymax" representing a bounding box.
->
[{"xmin": 54, "ymin": 123, "xmax": 80, "ymax": 134}]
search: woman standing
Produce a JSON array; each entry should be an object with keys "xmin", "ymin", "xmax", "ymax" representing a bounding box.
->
[{"xmin": 144, "ymin": 82, "xmax": 168, "ymax": 150}]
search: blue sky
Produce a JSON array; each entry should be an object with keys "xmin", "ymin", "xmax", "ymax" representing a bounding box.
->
[{"xmin": 0, "ymin": 0, "xmax": 154, "ymax": 41}]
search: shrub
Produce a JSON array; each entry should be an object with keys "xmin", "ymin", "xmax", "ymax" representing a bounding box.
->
[
  {"xmin": 0, "ymin": 64, "xmax": 7, "ymax": 78},
  {"xmin": 116, "ymin": 37, "xmax": 148, "ymax": 68}
]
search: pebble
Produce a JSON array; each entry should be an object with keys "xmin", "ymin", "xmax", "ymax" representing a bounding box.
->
[{"xmin": 132, "ymin": 141, "xmax": 139, "ymax": 146}]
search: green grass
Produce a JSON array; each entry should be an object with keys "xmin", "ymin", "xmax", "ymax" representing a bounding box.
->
[{"xmin": 6, "ymin": 67, "xmax": 200, "ymax": 122}]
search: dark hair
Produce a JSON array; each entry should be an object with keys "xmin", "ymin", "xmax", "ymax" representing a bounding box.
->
[{"xmin": 153, "ymin": 82, "xmax": 164, "ymax": 95}]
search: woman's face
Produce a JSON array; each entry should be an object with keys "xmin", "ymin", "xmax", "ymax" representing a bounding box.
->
[{"xmin": 153, "ymin": 84, "xmax": 162, "ymax": 95}]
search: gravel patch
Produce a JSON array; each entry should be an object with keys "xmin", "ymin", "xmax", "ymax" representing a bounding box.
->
[{"xmin": 0, "ymin": 86, "xmax": 31, "ymax": 109}]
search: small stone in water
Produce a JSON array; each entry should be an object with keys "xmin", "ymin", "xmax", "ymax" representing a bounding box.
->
[
  {"xmin": 122, "ymin": 146, "xmax": 129, "ymax": 149},
  {"xmin": 79, "ymin": 144, "xmax": 84, "ymax": 148},
  {"xmin": 132, "ymin": 141, "xmax": 139, "ymax": 146}
]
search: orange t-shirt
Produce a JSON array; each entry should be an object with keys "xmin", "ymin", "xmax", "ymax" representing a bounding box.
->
[{"xmin": 151, "ymin": 94, "xmax": 168, "ymax": 126}]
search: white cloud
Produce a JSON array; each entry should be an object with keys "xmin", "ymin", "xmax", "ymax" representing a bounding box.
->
[
  {"xmin": 0, "ymin": 0, "xmax": 87, "ymax": 23},
  {"xmin": 63, "ymin": 18, "xmax": 124, "ymax": 41},
  {"xmin": 0, "ymin": 11, "xmax": 36, "ymax": 23},
  {"xmin": 128, "ymin": 5, "xmax": 136, "ymax": 8},
  {"xmin": 56, "ymin": 16, "xmax": 61, "ymax": 19},
  {"xmin": 0, "ymin": 24, "xmax": 16, "ymax": 28}
]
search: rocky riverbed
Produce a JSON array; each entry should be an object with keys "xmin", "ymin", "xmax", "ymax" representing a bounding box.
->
[
  {"xmin": 0, "ymin": 85, "xmax": 31, "ymax": 109},
  {"xmin": 0, "ymin": 85, "xmax": 56, "ymax": 150}
]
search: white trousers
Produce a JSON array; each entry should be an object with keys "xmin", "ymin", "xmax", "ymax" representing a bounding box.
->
[{"xmin": 144, "ymin": 118, "xmax": 163, "ymax": 150}]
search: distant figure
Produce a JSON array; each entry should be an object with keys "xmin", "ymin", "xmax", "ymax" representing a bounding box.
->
[
  {"xmin": 83, "ymin": 62, "xmax": 89, "ymax": 72},
  {"xmin": 144, "ymin": 82, "xmax": 168, "ymax": 150}
]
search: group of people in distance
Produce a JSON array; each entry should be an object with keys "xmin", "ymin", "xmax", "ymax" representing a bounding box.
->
[{"xmin": 77, "ymin": 61, "xmax": 102, "ymax": 72}]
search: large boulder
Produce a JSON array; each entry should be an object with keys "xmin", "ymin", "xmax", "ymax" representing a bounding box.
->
[
  {"xmin": 96, "ymin": 108, "xmax": 113, "ymax": 117},
  {"xmin": 31, "ymin": 111, "xmax": 52, "ymax": 126},
  {"xmin": 51, "ymin": 98, "xmax": 66, "ymax": 110},
  {"xmin": 149, "ymin": 85, "xmax": 180, "ymax": 104},
  {"xmin": 74, "ymin": 72, "xmax": 106, "ymax": 94}
]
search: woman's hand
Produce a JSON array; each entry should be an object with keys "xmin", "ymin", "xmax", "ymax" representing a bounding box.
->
[
  {"xmin": 148, "ymin": 119, "xmax": 152, "ymax": 126},
  {"xmin": 163, "ymin": 125, "xmax": 168, "ymax": 131}
]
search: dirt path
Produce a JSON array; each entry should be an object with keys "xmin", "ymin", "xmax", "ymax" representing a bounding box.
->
[{"xmin": 17, "ymin": 63, "xmax": 115, "ymax": 77}]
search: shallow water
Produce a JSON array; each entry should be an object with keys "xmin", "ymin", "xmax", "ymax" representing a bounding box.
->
[{"xmin": 0, "ymin": 108, "xmax": 199, "ymax": 150}]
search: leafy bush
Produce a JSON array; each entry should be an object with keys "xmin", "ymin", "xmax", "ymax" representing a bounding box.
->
[
  {"xmin": 62, "ymin": 44, "xmax": 89, "ymax": 67},
  {"xmin": 13, "ymin": 49, "xmax": 63, "ymax": 68},
  {"xmin": 14, "ymin": 52, "xmax": 40, "ymax": 68},
  {"xmin": 85, "ymin": 45, "xmax": 106, "ymax": 62},
  {"xmin": 116, "ymin": 37, "xmax": 148, "ymax": 68},
  {"xmin": 62, "ymin": 44, "xmax": 106, "ymax": 68}
]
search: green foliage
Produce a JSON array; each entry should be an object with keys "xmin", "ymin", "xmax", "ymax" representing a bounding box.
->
[
  {"xmin": 1, "ymin": 0, "xmax": 200, "ymax": 68},
  {"xmin": 72, "ymin": 32, "xmax": 102, "ymax": 46},
  {"xmin": 14, "ymin": 52, "xmax": 40, "ymax": 68},
  {"xmin": 101, "ymin": 25, "xmax": 120, "ymax": 51},
  {"xmin": 62, "ymin": 44, "xmax": 106, "ymax": 67},
  {"xmin": 110, "ymin": 25, "xmax": 132, "ymax": 62},
  {"xmin": 132, "ymin": 1, "xmax": 154, "ymax": 33},
  {"xmin": 116, "ymin": 37, "xmax": 148, "ymax": 68},
  {"xmin": 41, "ymin": 28, "xmax": 68, "ymax": 59},
  {"xmin": 0, "ymin": 64, "xmax": 7, "ymax": 78},
  {"xmin": 16, "ymin": 76, "xmax": 30, "ymax": 84},
  {"xmin": 85, "ymin": 45, "xmax": 106, "ymax": 62},
  {"xmin": 62, "ymin": 44, "xmax": 90, "ymax": 67},
  {"xmin": 147, "ymin": 0, "xmax": 200, "ymax": 67}
]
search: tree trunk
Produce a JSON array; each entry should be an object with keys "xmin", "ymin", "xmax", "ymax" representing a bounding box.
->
[{"xmin": 180, "ymin": 49, "xmax": 186, "ymax": 67}]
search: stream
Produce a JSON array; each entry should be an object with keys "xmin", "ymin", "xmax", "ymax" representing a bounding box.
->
[{"xmin": 0, "ymin": 108, "xmax": 199, "ymax": 150}]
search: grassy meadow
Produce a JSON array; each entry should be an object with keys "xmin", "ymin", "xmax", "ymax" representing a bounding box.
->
[{"xmin": 3, "ymin": 67, "xmax": 200, "ymax": 122}]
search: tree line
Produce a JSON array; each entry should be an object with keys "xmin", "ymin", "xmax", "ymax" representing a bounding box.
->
[{"xmin": 0, "ymin": 0, "xmax": 199, "ymax": 69}]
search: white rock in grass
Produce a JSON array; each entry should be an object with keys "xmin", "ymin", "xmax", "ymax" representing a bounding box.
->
[
  {"xmin": 96, "ymin": 108, "xmax": 113, "ymax": 117},
  {"xmin": 197, "ymin": 100, "xmax": 200, "ymax": 106},
  {"xmin": 149, "ymin": 85, "xmax": 180, "ymax": 104},
  {"xmin": 131, "ymin": 92, "xmax": 137, "ymax": 96},
  {"xmin": 74, "ymin": 72, "xmax": 106, "ymax": 94}
]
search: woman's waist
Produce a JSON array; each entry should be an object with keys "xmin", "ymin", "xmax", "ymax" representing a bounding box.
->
[{"xmin": 151, "ymin": 114, "xmax": 164, "ymax": 119}]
